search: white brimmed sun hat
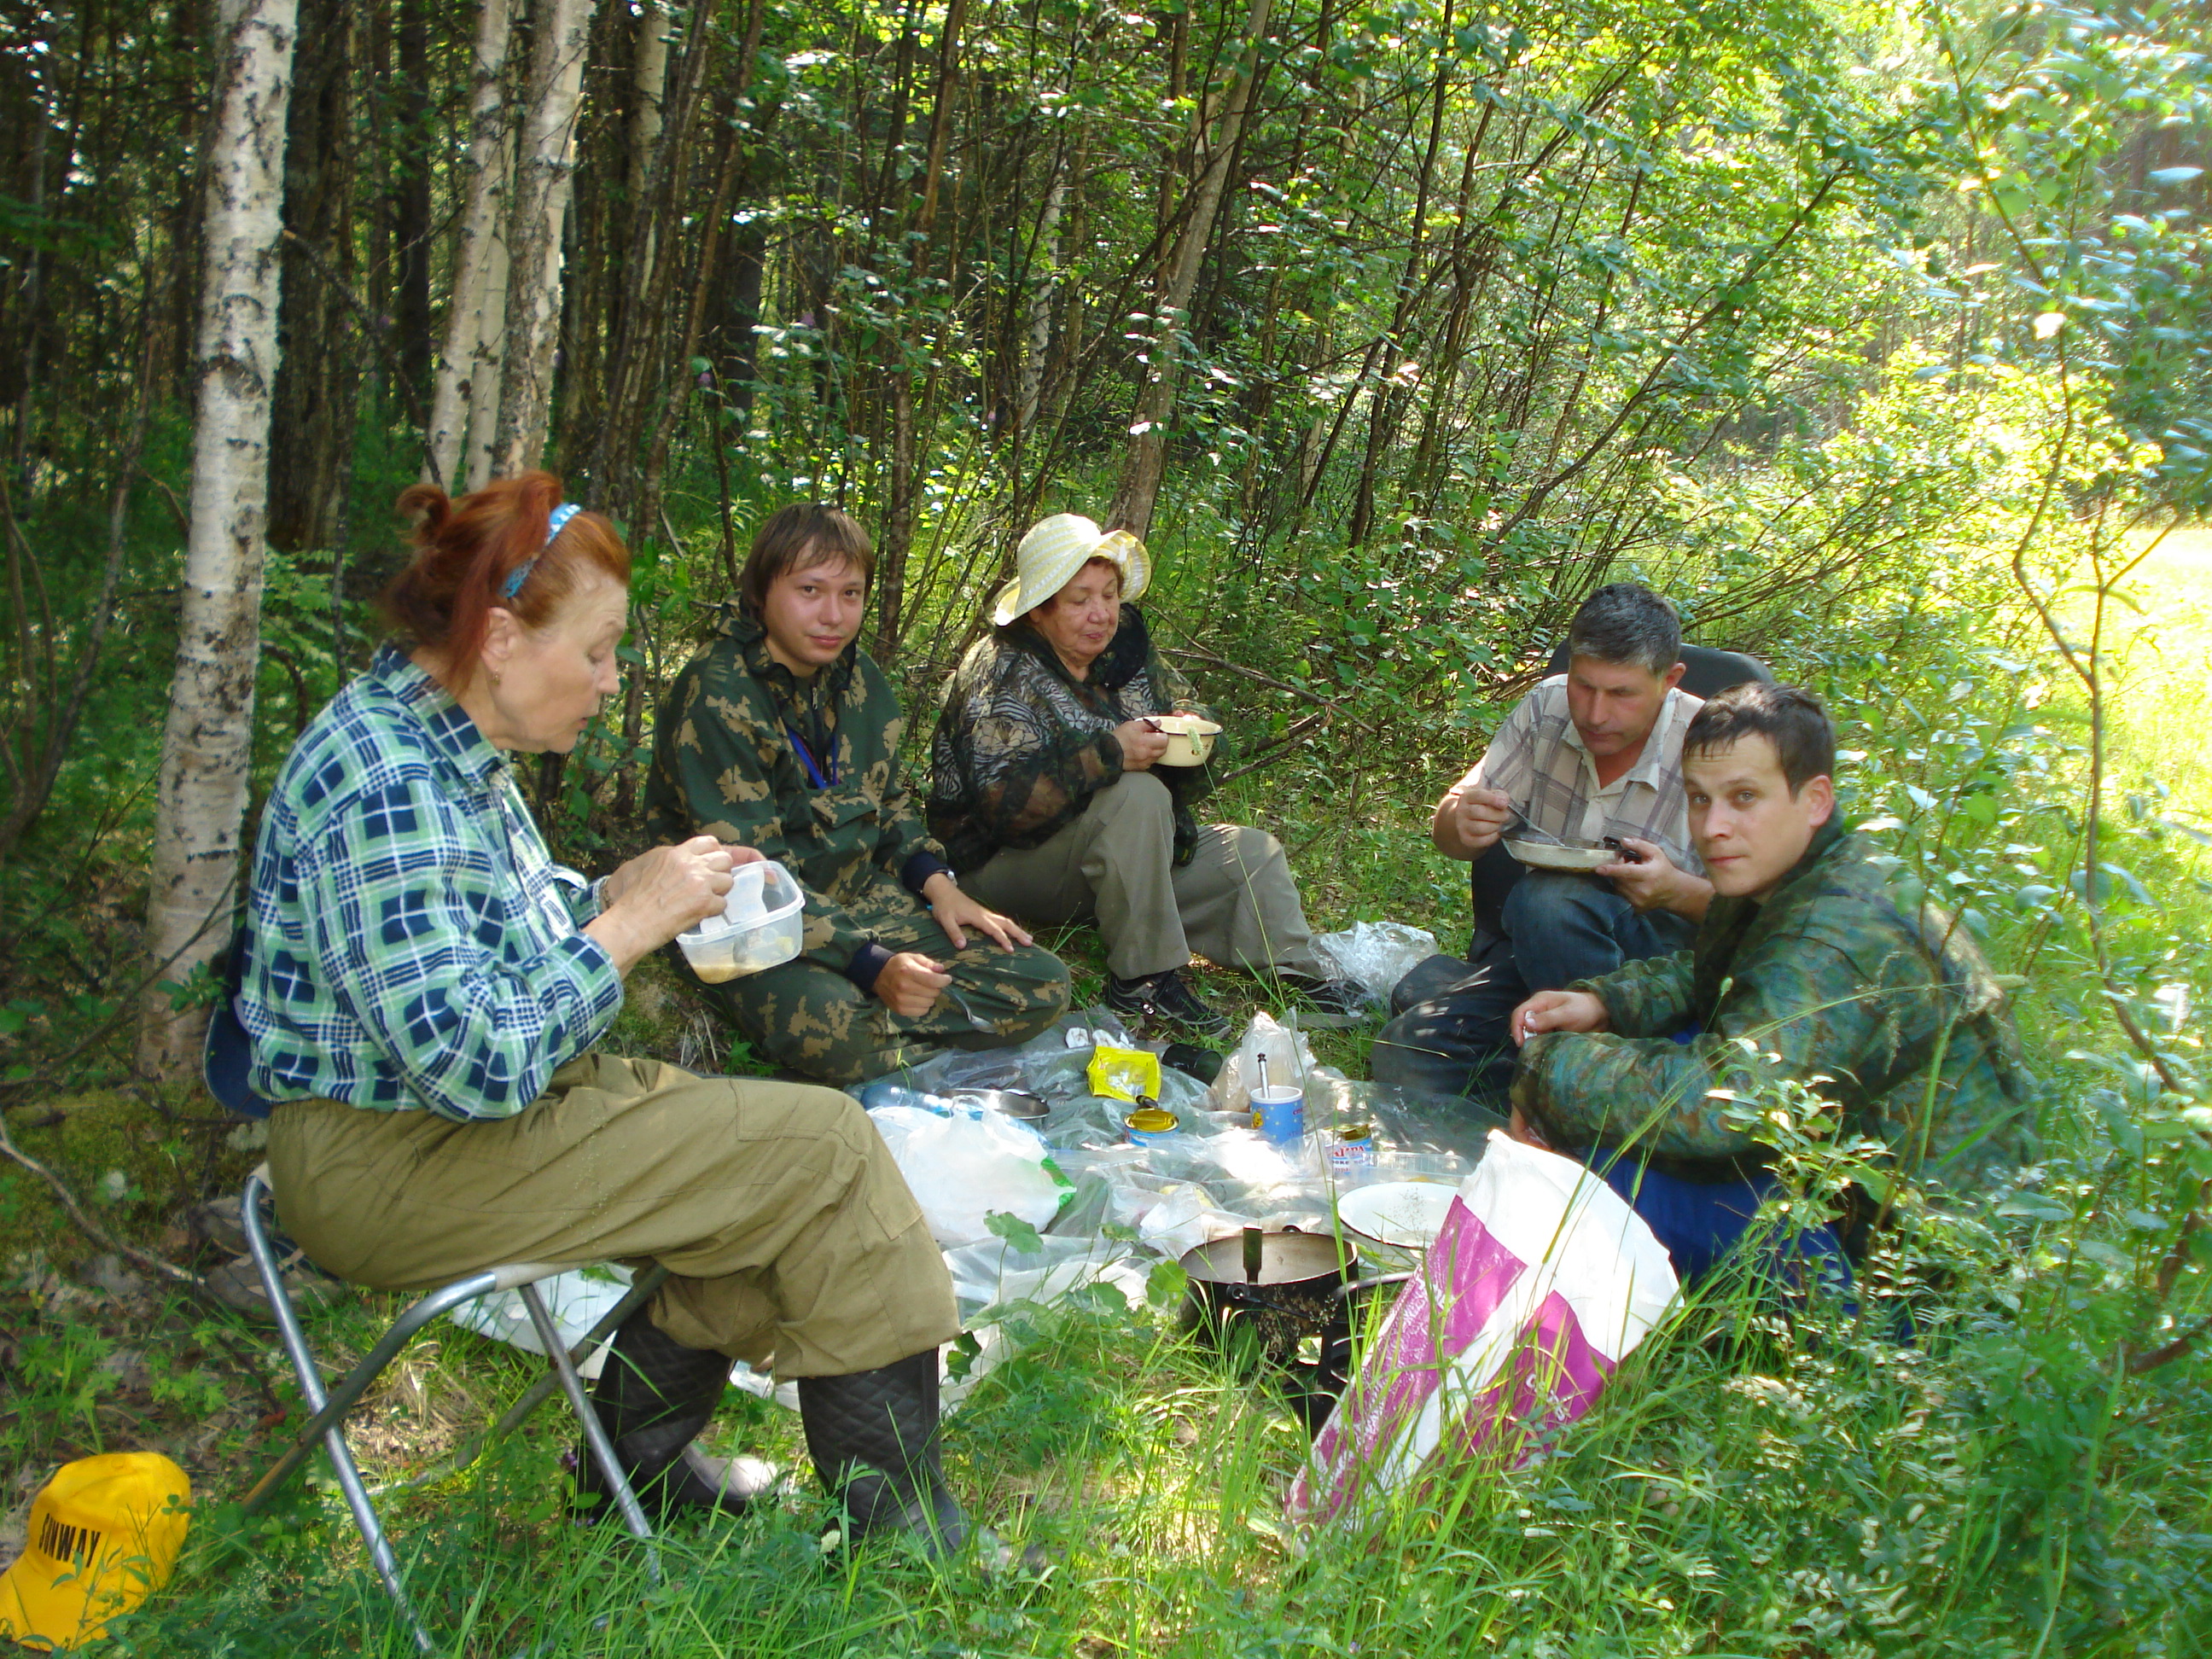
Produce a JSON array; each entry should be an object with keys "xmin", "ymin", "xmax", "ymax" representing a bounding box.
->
[{"xmin": 990, "ymin": 514, "xmax": 1150, "ymax": 626}]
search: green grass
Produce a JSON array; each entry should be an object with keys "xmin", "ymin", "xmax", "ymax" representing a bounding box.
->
[{"xmin": 9, "ymin": 549, "xmax": 2212, "ymax": 1657}]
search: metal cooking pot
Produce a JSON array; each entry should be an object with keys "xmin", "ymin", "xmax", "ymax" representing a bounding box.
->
[
  {"xmin": 1176, "ymin": 1230, "xmax": 1416, "ymax": 1428},
  {"xmin": 958, "ymin": 1087, "xmax": 1049, "ymax": 1123},
  {"xmin": 1179, "ymin": 1228, "xmax": 1371, "ymax": 1426}
]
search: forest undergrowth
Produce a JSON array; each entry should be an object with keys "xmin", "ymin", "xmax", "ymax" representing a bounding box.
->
[
  {"xmin": 3, "ymin": 0, "xmax": 2210, "ymax": 1644},
  {"xmin": 3, "ymin": 526, "xmax": 2209, "ymax": 1658}
]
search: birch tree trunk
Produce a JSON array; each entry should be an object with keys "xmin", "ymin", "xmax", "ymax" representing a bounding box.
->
[
  {"xmin": 1104, "ymin": 0, "xmax": 1272, "ymax": 540},
  {"xmin": 625, "ymin": 0, "xmax": 670, "ymax": 283},
  {"xmin": 425, "ymin": 0, "xmax": 515, "ymax": 488},
  {"xmin": 1016, "ymin": 160, "xmax": 1066, "ymax": 436},
  {"xmin": 139, "ymin": 0, "xmax": 297, "ymax": 1076},
  {"xmin": 489, "ymin": 0, "xmax": 597, "ymax": 480},
  {"xmin": 462, "ymin": 157, "xmax": 515, "ymax": 492},
  {"xmin": 870, "ymin": 0, "xmax": 966, "ymax": 659}
]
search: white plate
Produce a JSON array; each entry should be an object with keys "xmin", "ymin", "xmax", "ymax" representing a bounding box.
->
[
  {"xmin": 1336, "ymin": 1181, "xmax": 1459, "ymax": 1250},
  {"xmin": 1504, "ymin": 836, "xmax": 1613, "ymax": 871}
]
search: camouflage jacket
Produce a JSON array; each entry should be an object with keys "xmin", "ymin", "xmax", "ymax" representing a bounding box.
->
[
  {"xmin": 1516, "ymin": 821, "xmax": 2037, "ymax": 1195},
  {"xmin": 926, "ymin": 606, "xmax": 1217, "ymax": 872},
  {"xmin": 643, "ymin": 608, "xmax": 950, "ymax": 987}
]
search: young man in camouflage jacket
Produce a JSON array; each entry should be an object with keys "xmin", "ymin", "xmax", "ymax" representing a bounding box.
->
[
  {"xmin": 644, "ymin": 505, "xmax": 1069, "ymax": 1084},
  {"xmin": 1509, "ymin": 682, "xmax": 2037, "ymax": 1284}
]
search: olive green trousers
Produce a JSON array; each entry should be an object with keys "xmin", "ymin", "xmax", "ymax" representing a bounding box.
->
[
  {"xmin": 266, "ymin": 1053, "xmax": 958, "ymax": 1377},
  {"xmin": 964, "ymin": 771, "xmax": 1327, "ymax": 981}
]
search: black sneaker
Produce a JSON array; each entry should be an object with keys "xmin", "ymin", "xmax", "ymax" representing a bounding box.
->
[
  {"xmin": 1276, "ymin": 973, "xmax": 1371, "ymax": 1028},
  {"xmin": 1105, "ymin": 969, "xmax": 1232, "ymax": 1039}
]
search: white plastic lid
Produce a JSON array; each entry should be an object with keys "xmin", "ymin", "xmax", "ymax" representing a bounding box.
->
[{"xmin": 683, "ymin": 859, "xmax": 804, "ymax": 941}]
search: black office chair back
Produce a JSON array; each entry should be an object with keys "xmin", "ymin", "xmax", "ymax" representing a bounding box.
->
[
  {"xmin": 1540, "ymin": 640, "xmax": 1775, "ymax": 699},
  {"xmin": 1469, "ymin": 642, "xmax": 1775, "ymax": 945}
]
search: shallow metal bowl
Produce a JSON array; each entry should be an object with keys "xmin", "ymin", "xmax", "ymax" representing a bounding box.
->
[{"xmin": 1505, "ymin": 836, "xmax": 1613, "ymax": 871}]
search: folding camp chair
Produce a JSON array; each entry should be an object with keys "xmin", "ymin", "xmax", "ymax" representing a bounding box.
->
[{"xmin": 203, "ymin": 992, "xmax": 665, "ymax": 1653}]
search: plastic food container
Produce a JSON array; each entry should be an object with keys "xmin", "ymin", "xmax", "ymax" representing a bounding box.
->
[
  {"xmin": 676, "ymin": 859, "xmax": 805, "ymax": 983},
  {"xmin": 1150, "ymin": 713, "xmax": 1224, "ymax": 766}
]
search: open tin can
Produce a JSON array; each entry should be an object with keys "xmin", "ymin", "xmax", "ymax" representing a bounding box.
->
[{"xmin": 1124, "ymin": 1105, "xmax": 1180, "ymax": 1146}]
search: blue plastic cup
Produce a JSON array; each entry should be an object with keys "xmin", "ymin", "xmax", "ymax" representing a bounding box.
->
[{"xmin": 1249, "ymin": 1084, "xmax": 1304, "ymax": 1144}]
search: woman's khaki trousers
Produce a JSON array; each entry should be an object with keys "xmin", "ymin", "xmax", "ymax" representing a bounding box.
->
[
  {"xmin": 266, "ymin": 1053, "xmax": 957, "ymax": 1378},
  {"xmin": 964, "ymin": 771, "xmax": 1326, "ymax": 981}
]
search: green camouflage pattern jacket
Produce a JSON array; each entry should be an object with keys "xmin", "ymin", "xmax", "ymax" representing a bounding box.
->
[
  {"xmin": 1515, "ymin": 820, "xmax": 2037, "ymax": 1194},
  {"xmin": 643, "ymin": 608, "xmax": 951, "ymax": 987},
  {"xmin": 927, "ymin": 605, "xmax": 1217, "ymax": 873}
]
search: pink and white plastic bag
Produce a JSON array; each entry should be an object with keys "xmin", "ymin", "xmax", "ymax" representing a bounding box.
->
[{"xmin": 1290, "ymin": 1132, "xmax": 1678, "ymax": 1527}]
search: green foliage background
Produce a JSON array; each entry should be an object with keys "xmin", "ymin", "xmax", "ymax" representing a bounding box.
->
[{"xmin": 1, "ymin": 0, "xmax": 2210, "ymax": 1652}]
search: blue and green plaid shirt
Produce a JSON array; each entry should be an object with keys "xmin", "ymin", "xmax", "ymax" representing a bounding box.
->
[{"xmin": 239, "ymin": 645, "xmax": 624, "ymax": 1121}]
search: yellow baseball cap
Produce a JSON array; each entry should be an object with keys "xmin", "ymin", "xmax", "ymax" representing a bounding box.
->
[{"xmin": 0, "ymin": 1453, "xmax": 191, "ymax": 1651}]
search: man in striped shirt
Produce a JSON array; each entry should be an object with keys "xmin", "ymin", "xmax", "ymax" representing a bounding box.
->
[{"xmin": 1373, "ymin": 584, "xmax": 1714, "ymax": 1107}]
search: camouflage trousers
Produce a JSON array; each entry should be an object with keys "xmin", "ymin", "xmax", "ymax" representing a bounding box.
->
[{"xmin": 688, "ymin": 905, "xmax": 1071, "ymax": 1086}]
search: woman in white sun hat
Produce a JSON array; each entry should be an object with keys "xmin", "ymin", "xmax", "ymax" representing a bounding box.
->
[{"xmin": 927, "ymin": 513, "xmax": 1362, "ymax": 1038}]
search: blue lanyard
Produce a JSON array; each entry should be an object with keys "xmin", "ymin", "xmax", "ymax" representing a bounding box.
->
[{"xmin": 785, "ymin": 725, "xmax": 837, "ymax": 789}]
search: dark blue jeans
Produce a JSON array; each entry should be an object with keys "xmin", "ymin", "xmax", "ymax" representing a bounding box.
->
[
  {"xmin": 1598, "ymin": 1160, "xmax": 1853, "ymax": 1292},
  {"xmin": 1371, "ymin": 870, "xmax": 1695, "ymax": 1105}
]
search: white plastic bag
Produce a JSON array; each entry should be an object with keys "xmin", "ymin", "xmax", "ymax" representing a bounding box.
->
[
  {"xmin": 868, "ymin": 1104, "xmax": 1074, "ymax": 1247},
  {"xmin": 1312, "ymin": 921, "xmax": 1440, "ymax": 1004},
  {"xmin": 446, "ymin": 1267, "xmax": 795, "ymax": 1404},
  {"xmin": 1291, "ymin": 1132, "xmax": 1678, "ymax": 1527},
  {"xmin": 940, "ymin": 1234, "xmax": 1149, "ymax": 1319},
  {"xmin": 446, "ymin": 1266, "xmax": 637, "ymax": 1380},
  {"xmin": 1210, "ymin": 1010, "xmax": 1326, "ymax": 1117}
]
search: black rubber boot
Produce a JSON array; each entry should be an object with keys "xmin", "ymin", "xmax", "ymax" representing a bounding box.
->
[
  {"xmin": 798, "ymin": 1349, "xmax": 966, "ymax": 1554},
  {"xmin": 577, "ymin": 1309, "xmax": 778, "ymax": 1522}
]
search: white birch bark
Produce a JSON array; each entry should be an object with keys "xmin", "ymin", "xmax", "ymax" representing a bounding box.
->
[
  {"xmin": 462, "ymin": 152, "xmax": 514, "ymax": 492},
  {"xmin": 1106, "ymin": 0, "xmax": 1272, "ymax": 539},
  {"xmin": 626, "ymin": 0, "xmax": 670, "ymax": 283},
  {"xmin": 425, "ymin": 0, "xmax": 516, "ymax": 489},
  {"xmin": 490, "ymin": 0, "xmax": 598, "ymax": 478},
  {"xmin": 1016, "ymin": 160, "xmax": 1066, "ymax": 434},
  {"xmin": 139, "ymin": 0, "xmax": 297, "ymax": 1075}
]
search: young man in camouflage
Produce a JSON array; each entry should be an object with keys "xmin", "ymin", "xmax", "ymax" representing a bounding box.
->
[
  {"xmin": 1509, "ymin": 682, "xmax": 2037, "ymax": 1284},
  {"xmin": 644, "ymin": 505, "xmax": 1069, "ymax": 1084}
]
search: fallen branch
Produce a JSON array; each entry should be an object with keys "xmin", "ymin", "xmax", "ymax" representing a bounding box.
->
[
  {"xmin": 2126, "ymin": 1306, "xmax": 2212, "ymax": 1376},
  {"xmin": 1159, "ymin": 643, "xmax": 1352, "ymax": 708},
  {"xmin": 0, "ymin": 1109, "xmax": 203, "ymax": 1290},
  {"xmin": 1213, "ymin": 707, "xmax": 1334, "ymax": 787}
]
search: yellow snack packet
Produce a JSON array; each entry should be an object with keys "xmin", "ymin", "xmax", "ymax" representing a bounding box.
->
[{"xmin": 1086, "ymin": 1045, "xmax": 1161, "ymax": 1103}]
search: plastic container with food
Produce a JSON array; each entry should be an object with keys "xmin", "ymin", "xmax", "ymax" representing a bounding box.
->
[
  {"xmin": 1150, "ymin": 713, "xmax": 1225, "ymax": 766},
  {"xmin": 676, "ymin": 859, "xmax": 806, "ymax": 983}
]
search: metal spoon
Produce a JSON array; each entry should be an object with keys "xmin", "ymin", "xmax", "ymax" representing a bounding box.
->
[
  {"xmin": 1501, "ymin": 803, "xmax": 1567, "ymax": 847},
  {"xmin": 939, "ymin": 985, "xmax": 995, "ymax": 1033}
]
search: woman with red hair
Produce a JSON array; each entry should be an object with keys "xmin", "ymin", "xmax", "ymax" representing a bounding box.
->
[{"xmin": 234, "ymin": 472, "xmax": 966, "ymax": 1552}]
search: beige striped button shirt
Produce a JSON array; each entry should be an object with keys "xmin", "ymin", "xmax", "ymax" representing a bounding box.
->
[{"xmin": 1447, "ymin": 676, "xmax": 1704, "ymax": 874}]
